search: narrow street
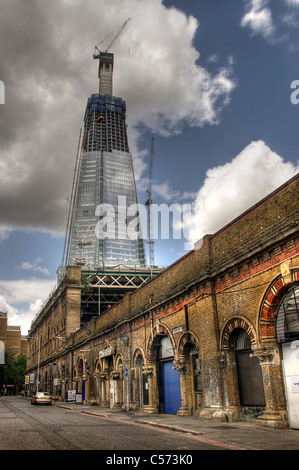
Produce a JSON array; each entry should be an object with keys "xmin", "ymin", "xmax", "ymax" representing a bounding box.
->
[{"xmin": 0, "ymin": 396, "xmax": 242, "ymax": 454}]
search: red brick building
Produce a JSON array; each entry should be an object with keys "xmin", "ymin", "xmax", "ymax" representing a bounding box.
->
[
  {"xmin": 0, "ymin": 312, "xmax": 28, "ymax": 394},
  {"xmin": 26, "ymin": 174, "xmax": 299, "ymax": 428}
]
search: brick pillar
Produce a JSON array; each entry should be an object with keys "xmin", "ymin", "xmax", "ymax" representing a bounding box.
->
[
  {"xmin": 174, "ymin": 358, "xmax": 192, "ymax": 416},
  {"xmin": 143, "ymin": 363, "xmax": 158, "ymax": 414},
  {"xmin": 220, "ymin": 350, "xmax": 241, "ymax": 421},
  {"xmin": 251, "ymin": 344, "xmax": 286, "ymax": 428},
  {"xmin": 99, "ymin": 373, "xmax": 109, "ymax": 407}
]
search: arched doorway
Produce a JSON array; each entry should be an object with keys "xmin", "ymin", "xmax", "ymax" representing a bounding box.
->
[
  {"xmin": 147, "ymin": 327, "xmax": 182, "ymax": 414},
  {"xmin": 112, "ymin": 355, "xmax": 124, "ymax": 409},
  {"xmin": 178, "ymin": 334, "xmax": 202, "ymax": 413},
  {"xmin": 133, "ymin": 350, "xmax": 148, "ymax": 409},
  {"xmin": 77, "ymin": 358, "xmax": 85, "ymax": 400},
  {"xmin": 276, "ymin": 285, "xmax": 299, "ymax": 428},
  {"xmin": 234, "ymin": 329, "xmax": 265, "ymax": 408},
  {"xmin": 222, "ymin": 319, "xmax": 265, "ymax": 418},
  {"xmin": 157, "ymin": 335, "xmax": 181, "ymax": 414}
]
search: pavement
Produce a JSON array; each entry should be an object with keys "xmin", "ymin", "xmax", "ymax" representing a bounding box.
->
[{"xmin": 55, "ymin": 400, "xmax": 299, "ymax": 451}]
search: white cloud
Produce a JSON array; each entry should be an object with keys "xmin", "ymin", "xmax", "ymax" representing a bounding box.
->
[
  {"xmin": 0, "ymin": 279, "xmax": 57, "ymax": 335},
  {"xmin": 285, "ymin": 0, "xmax": 299, "ymax": 5},
  {"xmin": 187, "ymin": 140, "xmax": 298, "ymax": 245},
  {"xmin": 0, "ymin": 279, "xmax": 56, "ymax": 305},
  {"xmin": 241, "ymin": 0, "xmax": 275, "ymax": 40},
  {"xmin": 16, "ymin": 258, "xmax": 50, "ymax": 276}
]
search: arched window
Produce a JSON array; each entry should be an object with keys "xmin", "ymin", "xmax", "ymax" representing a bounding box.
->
[
  {"xmin": 158, "ymin": 336, "xmax": 174, "ymax": 360},
  {"xmin": 276, "ymin": 286, "xmax": 299, "ymax": 344}
]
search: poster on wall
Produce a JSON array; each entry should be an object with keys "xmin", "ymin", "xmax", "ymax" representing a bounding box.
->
[
  {"xmin": 291, "ymin": 376, "xmax": 299, "ymax": 394},
  {"xmin": 76, "ymin": 393, "xmax": 83, "ymax": 404}
]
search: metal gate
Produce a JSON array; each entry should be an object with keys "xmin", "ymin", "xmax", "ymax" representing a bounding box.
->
[
  {"xmin": 236, "ymin": 350, "xmax": 265, "ymax": 406},
  {"xmin": 162, "ymin": 361, "xmax": 181, "ymax": 414}
]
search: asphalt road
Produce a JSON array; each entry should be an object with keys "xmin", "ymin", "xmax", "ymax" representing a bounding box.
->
[{"xmin": 0, "ymin": 396, "xmax": 241, "ymax": 455}]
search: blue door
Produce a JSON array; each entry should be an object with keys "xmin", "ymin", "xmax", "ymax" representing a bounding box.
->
[
  {"xmin": 82, "ymin": 379, "xmax": 85, "ymax": 401},
  {"xmin": 162, "ymin": 361, "xmax": 181, "ymax": 414}
]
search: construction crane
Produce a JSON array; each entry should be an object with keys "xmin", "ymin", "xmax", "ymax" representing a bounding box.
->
[
  {"xmin": 145, "ymin": 137, "xmax": 155, "ymax": 271},
  {"xmin": 93, "ymin": 17, "xmax": 131, "ymax": 58},
  {"xmin": 61, "ymin": 128, "xmax": 83, "ymax": 268}
]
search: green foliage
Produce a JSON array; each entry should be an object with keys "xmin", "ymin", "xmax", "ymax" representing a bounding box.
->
[
  {"xmin": 81, "ymin": 273, "xmax": 92, "ymax": 293},
  {"xmin": 0, "ymin": 348, "xmax": 27, "ymax": 390}
]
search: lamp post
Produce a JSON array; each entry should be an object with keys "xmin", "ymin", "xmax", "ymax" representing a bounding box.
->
[
  {"xmin": 37, "ymin": 336, "xmax": 41, "ymax": 392},
  {"xmin": 53, "ymin": 336, "xmax": 66, "ymax": 399},
  {"xmin": 27, "ymin": 335, "xmax": 41, "ymax": 392}
]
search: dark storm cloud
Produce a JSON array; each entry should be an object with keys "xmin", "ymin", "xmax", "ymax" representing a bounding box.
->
[
  {"xmin": 0, "ymin": 0, "xmax": 92, "ymax": 232},
  {"xmin": 0, "ymin": 0, "xmax": 236, "ymax": 235}
]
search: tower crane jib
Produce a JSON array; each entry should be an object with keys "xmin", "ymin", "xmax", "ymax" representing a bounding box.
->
[{"xmin": 93, "ymin": 17, "xmax": 131, "ymax": 58}]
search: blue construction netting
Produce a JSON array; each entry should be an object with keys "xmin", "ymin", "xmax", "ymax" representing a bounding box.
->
[{"xmin": 85, "ymin": 94, "xmax": 126, "ymax": 120}]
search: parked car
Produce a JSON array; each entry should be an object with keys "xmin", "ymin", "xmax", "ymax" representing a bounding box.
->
[{"xmin": 31, "ymin": 391, "xmax": 52, "ymax": 405}]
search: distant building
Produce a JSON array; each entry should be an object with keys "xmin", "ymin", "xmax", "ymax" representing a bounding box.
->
[
  {"xmin": 0, "ymin": 312, "xmax": 27, "ymax": 358},
  {"xmin": 64, "ymin": 51, "xmax": 146, "ymax": 269},
  {"xmin": 55, "ymin": 50, "xmax": 158, "ymax": 323},
  {"xmin": 0, "ymin": 312, "xmax": 27, "ymax": 394}
]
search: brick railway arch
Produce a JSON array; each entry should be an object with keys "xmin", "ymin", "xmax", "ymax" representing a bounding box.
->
[
  {"xmin": 132, "ymin": 348, "xmax": 148, "ymax": 408},
  {"xmin": 115, "ymin": 353, "xmax": 124, "ymax": 371},
  {"xmin": 177, "ymin": 331, "xmax": 202, "ymax": 412},
  {"xmin": 220, "ymin": 316, "xmax": 265, "ymax": 415},
  {"xmin": 221, "ymin": 316, "xmax": 258, "ymax": 351},
  {"xmin": 259, "ymin": 272, "xmax": 299, "ymax": 344},
  {"xmin": 146, "ymin": 324, "xmax": 175, "ymax": 362},
  {"xmin": 133, "ymin": 347, "xmax": 146, "ymax": 365},
  {"xmin": 178, "ymin": 331, "xmax": 200, "ymax": 356},
  {"xmin": 94, "ymin": 357, "xmax": 101, "ymax": 374},
  {"xmin": 146, "ymin": 324, "xmax": 182, "ymax": 414}
]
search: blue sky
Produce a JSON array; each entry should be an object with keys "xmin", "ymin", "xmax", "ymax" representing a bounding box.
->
[{"xmin": 0, "ymin": 0, "xmax": 298, "ymax": 334}]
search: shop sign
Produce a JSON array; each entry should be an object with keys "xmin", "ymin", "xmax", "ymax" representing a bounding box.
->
[{"xmin": 99, "ymin": 347, "xmax": 112, "ymax": 358}]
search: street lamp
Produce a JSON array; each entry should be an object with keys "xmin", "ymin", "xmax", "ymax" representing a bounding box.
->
[{"xmin": 27, "ymin": 335, "xmax": 41, "ymax": 392}]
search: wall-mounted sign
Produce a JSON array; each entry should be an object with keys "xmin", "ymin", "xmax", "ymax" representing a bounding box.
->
[
  {"xmin": 172, "ymin": 326, "xmax": 183, "ymax": 335},
  {"xmin": 291, "ymin": 376, "xmax": 299, "ymax": 393},
  {"xmin": 99, "ymin": 347, "xmax": 112, "ymax": 358}
]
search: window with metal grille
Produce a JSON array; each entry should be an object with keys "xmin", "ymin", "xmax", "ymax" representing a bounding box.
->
[{"xmin": 276, "ymin": 285, "xmax": 299, "ymax": 344}]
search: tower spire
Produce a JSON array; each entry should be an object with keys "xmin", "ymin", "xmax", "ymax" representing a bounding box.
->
[
  {"xmin": 93, "ymin": 18, "xmax": 131, "ymax": 96},
  {"xmin": 96, "ymin": 52, "xmax": 114, "ymax": 95}
]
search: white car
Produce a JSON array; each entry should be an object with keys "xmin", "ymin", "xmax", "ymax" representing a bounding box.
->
[{"xmin": 31, "ymin": 391, "xmax": 52, "ymax": 405}]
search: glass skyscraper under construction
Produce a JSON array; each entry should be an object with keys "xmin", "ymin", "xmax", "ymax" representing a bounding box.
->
[{"xmin": 65, "ymin": 52, "xmax": 146, "ymax": 268}]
